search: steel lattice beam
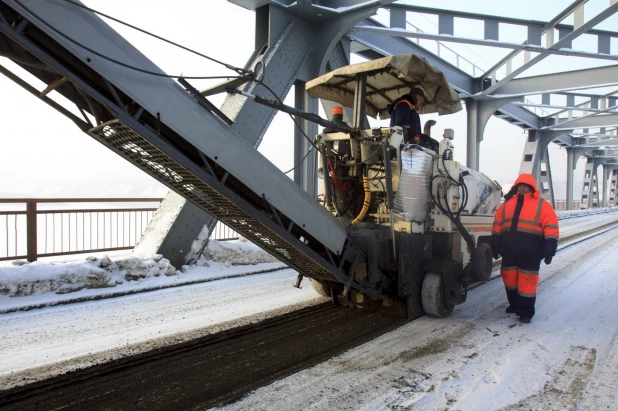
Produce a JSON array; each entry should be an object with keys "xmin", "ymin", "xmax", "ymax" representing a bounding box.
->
[{"xmin": 494, "ymin": 65, "xmax": 618, "ymax": 97}]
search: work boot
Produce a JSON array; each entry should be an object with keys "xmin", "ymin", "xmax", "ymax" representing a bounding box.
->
[
  {"xmin": 505, "ymin": 305, "xmax": 515, "ymax": 314},
  {"xmin": 520, "ymin": 317, "xmax": 531, "ymax": 324}
]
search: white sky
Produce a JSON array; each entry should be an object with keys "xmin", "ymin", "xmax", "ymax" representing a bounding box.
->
[{"xmin": 2, "ymin": 0, "xmax": 617, "ymax": 200}]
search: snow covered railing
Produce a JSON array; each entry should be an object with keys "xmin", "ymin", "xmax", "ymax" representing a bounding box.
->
[
  {"xmin": 554, "ymin": 199, "xmax": 581, "ymax": 211},
  {"xmin": 0, "ymin": 198, "xmax": 242, "ymax": 263}
]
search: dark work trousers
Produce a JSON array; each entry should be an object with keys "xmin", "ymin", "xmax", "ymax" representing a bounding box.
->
[
  {"xmin": 498, "ymin": 195, "xmax": 544, "ymax": 318},
  {"xmin": 500, "ymin": 255, "xmax": 541, "ymax": 318}
]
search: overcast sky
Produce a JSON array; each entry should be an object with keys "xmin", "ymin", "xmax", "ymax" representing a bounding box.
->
[{"xmin": 2, "ymin": 0, "xmax": 616, "ymax": 200}]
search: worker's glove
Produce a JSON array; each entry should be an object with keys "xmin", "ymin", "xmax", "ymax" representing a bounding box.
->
[{"xmin": 544, "ymin": 255, "xmax": 553, "ymax": 265}]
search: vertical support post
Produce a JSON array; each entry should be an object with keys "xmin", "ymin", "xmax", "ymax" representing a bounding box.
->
[
  {"xmin": 465, "ymin": 99, "xmax": 479, "ymax": 171},
  {"xmin": 566, "ymin": 147, "xmax": 574, "ymax": 210},
  {"xmin": 484, "ymin": 20, "xmax": 499, "ymax": 41},
  {"xmin": 353, "ymin": 73, "xmax": 367, "ymax": 129},
  {"xmin": 26, "ymin": 199, "xmax": 37, "ymax": 262},
  {"xmin": 293, "ymin": 80, "xmax": 318, "ymax": 197},
  {"xmin": 592, "ymin": 166, "xmax": 599, "ymax": 208},
  {"xmin": 610, "ymin": 168, "xmax": 617, "ymax": 207},
  {"xmin": 438, "ymin": 15, "xmax": 454, "ymax": 35},
  {"xmin": 466, "ymin": 96, "xmax": 521, "ymax": 172},
  {"xmin": 580, "ymin": 158, "xmax": 593, "ymax": 209},
  {"xmin": 389, "ymin": 9, "xmax": 406, "ymax": 29},
  {"xmin": 294, "ymin": 81, "xmax": 305, "ymax": 187},
  {"xmin": 539, "ymin": 148, "xmax": 555, "ymax": 206},
  {"xmin": 602, "ymin": 165, "xmax": 610, "ymax": 207}
]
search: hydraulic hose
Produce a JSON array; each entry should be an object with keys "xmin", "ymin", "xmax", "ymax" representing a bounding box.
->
[{"xmin": 352, "ymin": 176, "xmax": 371, "ymax": 225}]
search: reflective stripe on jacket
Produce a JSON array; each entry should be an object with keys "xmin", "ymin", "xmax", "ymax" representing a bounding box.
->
[{"xmin": 492, "ymin": 195, "xmax": 559, "ymax": 240}]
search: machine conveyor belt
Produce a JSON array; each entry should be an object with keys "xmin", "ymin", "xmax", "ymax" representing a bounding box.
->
[{"xmin": 89, "ymin": 120, "xmax": 344, "ymax": 284}]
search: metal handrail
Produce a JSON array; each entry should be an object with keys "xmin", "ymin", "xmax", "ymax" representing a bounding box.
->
[
  {"xmin": 0, "ymin": 198, "xmax": 163, "ymax": 262},
  {"xmin": 405, "ymin": 19, "xmax": 484, "ymax": 77},
  {"xmin": 0, "ymin": 198, "xmax": 164, "ymax": 203},
  {"xmin": 0, "ymin": 198, "xmax": 240, "ymax": 262}
]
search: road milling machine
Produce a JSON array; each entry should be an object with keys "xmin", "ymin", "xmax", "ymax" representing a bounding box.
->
[
  {"xmin": 0, "ymin": 1, "xmax": 501, "ymax": 319},
  {"xmin": 236, "ymin": 55, "xmax": 503, "ymax": 317}
]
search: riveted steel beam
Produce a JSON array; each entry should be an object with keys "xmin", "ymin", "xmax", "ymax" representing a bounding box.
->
[
  {"xmin": 548, "ymin": 113, "xmax": 618, "ymax": 130},
  {"xmin": 495, "ymin": 65, "xmax": 618, "ymax": 97},
  {"xmin": 481, "ymin": 2, "xmax": 618, "ymax": 97}
]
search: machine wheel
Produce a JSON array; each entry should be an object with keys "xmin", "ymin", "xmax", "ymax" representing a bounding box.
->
[
  {"xmin": 472, "ymin": 242, "xmax": 493, "ymax": 281},
  {"xmin": 421, "ymin": 272, "xmax": 454, "ymax": 318},
  {"xmin": 310, "ymin": 279, "xmax": 331, "ymax": 297}
]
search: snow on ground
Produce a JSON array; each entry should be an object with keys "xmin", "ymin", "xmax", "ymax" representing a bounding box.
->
[
  {"xmin": 0, "ymin": 238, "xmax": 283, "ymax": 312},
  {"xmin": 221, "ymin": 227, "xmax": 618, "ymax": 411},
  {"xmin": 557, "ymin": 206, "xmax": 618, "ymax": 220},
  {"xmin": 0, "ymin": 269, "xmax": 326, "ymax": 390},
  {"xmin": 0, "ymin": 212, "xmax": 617, "ymax": 406},
  {"xmin": 0, "ymin": 254, "xmax": 176, "ymax": 298}
]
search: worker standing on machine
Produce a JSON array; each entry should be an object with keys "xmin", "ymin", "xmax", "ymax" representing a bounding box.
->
[
  {"xmin": 491, "ymin": 174, "xmax": 559, "ymax": 324},
  {"xmin": 387, "ymin": 88, "xmax": 438, "ymax": 151}
]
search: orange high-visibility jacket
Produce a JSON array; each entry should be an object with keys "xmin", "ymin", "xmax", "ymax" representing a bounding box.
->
[{"xmin": 491, "ymin": 174, "xmax": 559, "ymax": 260}]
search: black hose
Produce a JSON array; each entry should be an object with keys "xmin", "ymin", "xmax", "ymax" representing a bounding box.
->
[{"xmin": 429, "ymin": 175, "xmax": 476, "ymax": 253}]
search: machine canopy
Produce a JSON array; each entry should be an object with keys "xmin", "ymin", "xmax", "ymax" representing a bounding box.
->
[{"xmin": 305, "ymin": 54, "xmax": 462, "ymax": 119}]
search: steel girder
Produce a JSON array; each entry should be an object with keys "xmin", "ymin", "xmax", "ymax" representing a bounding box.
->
[
  {"xmin": 495, "ymin": 66, "xmax": 618, "ymax": 97},
  {"xmin": 141, "ymin": 1, "xmax": 386, "ymax": 264},
  {"xmin": 0, "ymin": 1, "xmax": 355, "ymax": 283},
  {"xmin": 348, "ymin": 18, "xmax": 541, "ymax": 130},
  {"xmin": 141, "ymin": 3, "xmax": 318, "ymax": 265},
  {"xmin": 365, "ymin": 3, "xmax": 618, "ymax": 137},
  {"xmin": 548, "ymin": 114, "xmax": 618, "ymax": 130},
  {"xmin": 480, "ymin": 2, "xmax": 618, "ymax": 96}
]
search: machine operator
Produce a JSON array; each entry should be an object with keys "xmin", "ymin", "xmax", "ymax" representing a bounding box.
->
[{"xmin": 387, "ymin": 88, "xmax": 438, "ymax": 151}]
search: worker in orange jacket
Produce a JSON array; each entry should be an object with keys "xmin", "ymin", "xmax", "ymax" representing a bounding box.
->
[{"xmin": 491, "ymin": 174, "xmax": 559, "ymax": 323}]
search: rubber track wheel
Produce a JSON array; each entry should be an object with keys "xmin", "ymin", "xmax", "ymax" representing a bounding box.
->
[
  {"xmin": 473, "ymin": 242, "xmax": 493, "ymax": 281},
  {"xmin": 310, "ymin": 279, "xmax": 331, "ymax": 297},
  {"xmin": 421, "ymin": 272, "xmax": 454, "ymax": 318}
]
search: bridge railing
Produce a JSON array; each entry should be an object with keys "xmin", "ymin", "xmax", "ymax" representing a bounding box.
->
[
  {"xmin": 554, "ymin": 200, "xmax": 581, "ymax": 211},
  {"xmin": 0, "ymin": 198, "xmax": 240, "ymax": 262}
]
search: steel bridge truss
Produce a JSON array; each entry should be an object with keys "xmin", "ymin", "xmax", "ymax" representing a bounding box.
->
[{"xmin": 3, "ymin": 0, "xmax": 618, "ymax": 267}]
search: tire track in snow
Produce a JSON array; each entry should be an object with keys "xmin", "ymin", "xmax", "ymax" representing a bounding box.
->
[{"xmin": 503, "ymin": 346, "xmax": 596, "ymax": 411}]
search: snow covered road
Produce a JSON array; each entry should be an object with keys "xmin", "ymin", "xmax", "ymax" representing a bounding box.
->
[
  {"xmin": 559, "ymin": 211, "xmax": 618, "ymax": 238},
  {"xmin": 0, "ymin": 270, "xmax": 325, "ymax": 388},
  {"xmin": 0, "ymin": 211, "xmax": 617, "ymax": 406},
  {"xmin": 222, "ymin": 227, "xmax": 618, "ymax": 410}
]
